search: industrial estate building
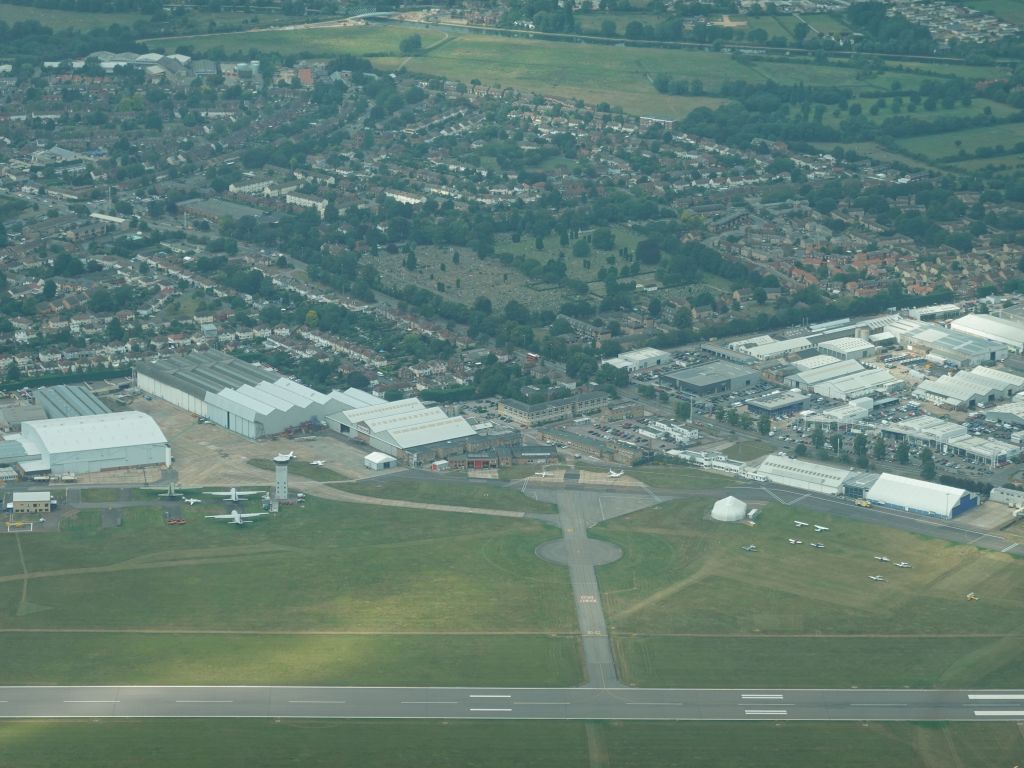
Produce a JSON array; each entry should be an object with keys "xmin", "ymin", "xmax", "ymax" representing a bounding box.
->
[
  {"xmin": 949, "ymin": 313, "xmax": 1024, "ymax": 353},
  {"xmin": 497, "ymin": 392, "xmax": 610, "ymax": 427},
  {"xmin": 663, "ymin": 361, "xmax": 758, "ymax": 395},
  {"xmin": 603, "ymin": 347, "xmax": 669, "ymax": 372}
]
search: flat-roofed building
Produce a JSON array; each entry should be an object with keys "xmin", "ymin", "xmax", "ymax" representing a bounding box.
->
[
  {"xmin": 756, "ymin": 454, "xmax": 853, "ymax": 495},
  {"xmin": 497, "ymin": 392, "xmax": 610, "ymax": 427},
  {"xmin": 817, "ymin": 337, "xmax": 875, "ymax": 361},
  {"xmin": 12, "ymin": 491, "xmax": 51, "ymax": 515},
  {"xmin": 950, "ymin": 314, "xmax": 1024, "ymax": 353},
  {"xmin": 663, "ymin": 361, "xmax": 758, "ymax": 395},
  {"xmin": 865, "ymin": 473, "xmax": 977, "ymax": 519}
]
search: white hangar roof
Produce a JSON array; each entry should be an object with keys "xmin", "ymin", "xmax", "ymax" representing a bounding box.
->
[
  {"xmin": 757, "ymin": 454, "xmax": 853, "ymax": 490},
  {"xmin": 866, "ymin": 473, "xmax": 969, "ymax": 517},
  {"xmin": 22, "ymin": 411, "xmax": 168, "ymax": 454}
]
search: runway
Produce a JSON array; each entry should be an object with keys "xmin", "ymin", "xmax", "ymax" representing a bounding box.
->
[{"xmin": 3, "ymin": 685, "xmax": 1024, "ymax": 721}]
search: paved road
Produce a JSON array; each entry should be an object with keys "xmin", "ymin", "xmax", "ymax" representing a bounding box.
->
[{"xmin": 4, "ymin": 685, "xmax": 1024, "ymax": 721}]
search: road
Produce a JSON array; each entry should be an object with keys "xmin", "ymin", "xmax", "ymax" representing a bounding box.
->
[{"xmin": 3, "ymin": 685, "xmax": 1024, "ymax": 721}]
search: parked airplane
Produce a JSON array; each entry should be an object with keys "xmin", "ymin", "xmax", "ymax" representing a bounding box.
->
[
  {"xmin": 205, "ymin": 509, "xmax": 269, "ymax": 525},
  {"xmin": 809, "ymin": 542, "xmax": 825, "ymax": 549},
  {"xmin": 182, "ymin": 498, "xmax": 202, "ymax": 506},
  {"xmin": 966, "ymin": 592, "xmax": 979, "ymax": 601},
  {"xmin": 874, "ymin": 555, "xmax": 891, "ymax": 562},
  {"xmin": 274, "ymin": 451, "xmax": 296, "ymax": 462},
  {"xmin": 742, "ymin": 544, "xmax": 758, "ymax": 552},
  {"xmin": 794, "ymin": 520, "xmax": 809, "ymax": 527},
  {"xmin": 534, "ymin": 470, "xmax": 550, "ymax": 478},
  {"xmin": 894, "ymin": 561, "xmax": 912, "ymax": 568},
  {"xmin": 608, "ymin": 469, "xmax": 624, "ymax": 478},
  {"xmin": 788, "ymin": 538, "xmax": 802, "ymax": 545},
  {"xmin": 205, "ymin": 488, "xmax": 263, "ymax": 502},
  {"xmin": 813, "ymin": 525, "xmax": 829, "ymax": 532},
  {"xmin": 869, "ymin": 575, "xmax": 886, "ymax": 582},
  {"xmin": 309, "ymin": 460, "xmax": 326, "ymax": 466}
]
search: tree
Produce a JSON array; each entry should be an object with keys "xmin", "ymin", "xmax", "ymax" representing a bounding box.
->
[
  {"xmin": 5, "ymin": 360, "xmax": 20, "ymax": 383},
  {"xmin": 811, "ymin": 425, "xmax": 825, "ymax": 449},
  {"xmin": 674, "ymin": 400, "xmax": 691, "ymax": 421},
  {"xmin": 853, "ymin": 433, "xmax": 867, "ymax": 456},
  {"xmin": 758, "ymin": 413, "xmax": 771, "ymax": 435},
  {"xmin": 41, "ymin": 279, "xmax": 56, "ymax": 300},
  {"xmin": 107, "ymin": 316, "xmax": 124, "ymax": 341},
  {"xmin": 872, "ymin": 436, "xmax": 886, "ymax": 461},
  {"xmin": 399, "ymin": 34, "xmax": 422, "ymax": 55},
  {"xmin": 794, "ymin": 443, "xmax": 808, "ymax": 457},
  {"xmin": 920, "ymin": 447, "xmax": 936, "ymax": 481},
  {"xmin": 895, "ymin": 442, "xmax": 910, "ymax": 464},
  {"xmin": 572, "ymin": 239, "xmax": 591, "ymax": 259}
]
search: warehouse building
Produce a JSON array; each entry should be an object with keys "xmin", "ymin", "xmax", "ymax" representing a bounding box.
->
[
  {"xmin": 864, "ymin": 473, "xmax": 977, "ymax": 519},
  {"xmin": 949, "ymin": 314, "xmax": 1024, "ymax": 353},
  {"xmin": 784, "ymin": 359, "xmax": 864, "ymax": 390},
  {"xmin": 814, "ymin": 367, "xmax": 901, "ymax": 401},
  {"xmin": 745, "ymin": 337, "xmax": 813, "ymax": 361},
  {"xmin": 881, "ymin": 414, "xmax": 1019, "ymax": 467},
  {"xmin": 792, "ymin": 354, "xmax": 843, "ymax": 372},
  {"xmin": 602, "ymin": 347, "xmax": 669, "ymax": 372},
  {"xmin": 135, "ymin": 350, "xmax": 371, "ymax": 439},
  {"xmin": 34, "ymin": 384, "xmax": 110, "ymax": 418},
  {"xmin": 756, "ymin": 454, "xmax": 853, "ymax": 495},
  {"xmin": 817, "ymin": 337, "xmax": 875, "ymax": 361},
  {"xmin": 884, "ymin": 318, "xmax": 1007, "ymax": 366},
  {"xmin": 0, "ymin": 402, "xmax": 47, "ymax": 431},
  {"xmin": 801, "ymin": 398, "xmax": 874, "ymax": 431},
  {"xmin": 745, "ymin": 390, "xmax": 809, "ymax": 417},
  {"xmin": 663, "ymin": 361, "xmax": 759, "ymax": 395},
  {"xmin": 14, "ymin": 411, "xmax": 170, "ymax": 476},
  {"xmin": 913, "ymin": 366, "xmax": 1024, "ymax": 410}
]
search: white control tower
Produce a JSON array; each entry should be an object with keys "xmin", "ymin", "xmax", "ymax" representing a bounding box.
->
[{"xmin": 273, "ymin": 451, "xmax": 293, "ymax": 501}]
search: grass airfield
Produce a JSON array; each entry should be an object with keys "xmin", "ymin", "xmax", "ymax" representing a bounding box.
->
[
  {"xmin": 0, "ymin": 492, "xmax": 578, "ymax": 686},
  {"xmin": 595, "ymin": 497, "xmax": 1024, "ymax": 688}
]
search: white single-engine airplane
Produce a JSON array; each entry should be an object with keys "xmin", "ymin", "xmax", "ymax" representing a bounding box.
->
[
  {"xmin": 534, "ymin": 470, "xmax": 550, "ymax": 478},
  {"xmin": 869, "ymin": 575, "xmax": 886, "ymax": 582},
  {"xmin": 182, "ymin": 497, "xmax": 202, "ymax": 506},
  {"xmin": 894, "ymin": 561, "xmax": 912, "ymax": 568},
  {"xmin": 274, "ymin": 451, "xmax": 296, "ymax": 462},
  {"xmin": 874, "ymin": 555, "xmax": 891, "ymax": 562},
  {"xmin": 309, "ymin": 460, "xmax": 326, "ymax": 466},
  {"xmin": 205, "ymin": 488, "xmax": 263, "ymax": 503},
  {"xmin": 608, "ymin": 469, "xmax": 624, "ymax": 478},
  {"xmin": 794, "ymin": 520, "xmax": 809, "ymax": 527},
  {"xmin": 205, "ymin": 509, "xmax": 269, "ymax": 525},
  {"xmin": 788, "ymin": 538, "xmax": 802, "ymax": 545},
  {"xmin": 742, "ymin": 544, "xmax": 758, "ymax": 552},
  {"xmin": 813, "ymin": 524, "xmax": 829, "ymax": 532}
]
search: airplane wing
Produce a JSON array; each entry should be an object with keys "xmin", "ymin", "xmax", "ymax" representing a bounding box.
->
[
  {"xmin": 238, "ymin": 512, "xmax": 269, "ymax": 519},
  {"xmin": 233, "ymin": 491, "xmax": 263, "ymax": 497},
  {"xmin": 204, "ymin": 492, "xmax": 233, "ymax": 497},
  {"xmin": 205, "ymin": 514, "xmax": 236, "ymax": 520}
]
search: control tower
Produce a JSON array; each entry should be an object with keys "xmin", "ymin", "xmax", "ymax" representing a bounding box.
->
[{"xmin": 273, "ymin": 451, "xmax": 293, "ymax": 501}]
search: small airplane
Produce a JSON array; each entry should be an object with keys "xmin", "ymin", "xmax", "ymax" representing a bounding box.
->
[
  {"xmin": 608, "ymin": 469, "xmax": 624, "ymax": 478},
  {"xmin": 205, "ymin": 509, "xmax": 269, "ymax": 525},
  {"xmin": 794, "ymin": 520, "xmax": 809, "ymax": 528},
  {"xmin": 966, "ymin": 592, "xmax": 979, "ymax": 601},
  {"xmin": 309, "ymin": 460, "xmax": 326, "ymax": 466},
  {"xmin": 874, "ymin": 555, "xmax": 891, "ymax": 562},
  {"xmin": 809, "ymin": 542, "xmax": 825, "ymax": 549},
  {"xmin": 894, "ymin": 561, "xmax": 912, "ymax": 568},
  {"xmin": 742, "ymin": 544, "xmax": 758, "ymax": 552},
  {"xmin": 788, "ymin": 538, "xmax": 802, "ymax": 545},
  {"xmin": 534, "ymin": 470, "xmax": 550, "ymax": 478},
  {"xmin": 869, "ymin": 575, "xmax": 886, "ymax": 582},
  {"xmin": 182, "ymin": 498, "xmax": 202, "ymax": 506},
  {"xmin": 166, "ymin": 518, "xmax": 187, "ymax": 526},
  {"xmin": 813, "ymin": 525, "xmax": 829, "ymax": 533},
  {"xmin": 205, "ymin": 488, "xmax": 263, "ymax": 502}
]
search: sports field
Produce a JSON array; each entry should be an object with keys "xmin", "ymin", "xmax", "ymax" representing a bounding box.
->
[
  {"xmin": 595, "ymin": 497, "xmax": 1024, "ymax": 688},
  {"xmin": 0, "ymin": 494, "xmax": 577, "ymax": 685},
  {"xmin": 1, "ymin": 719, "xmax": 1021, "ymax": 768}
]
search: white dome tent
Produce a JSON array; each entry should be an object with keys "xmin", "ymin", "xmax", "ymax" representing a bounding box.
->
[{"xmin": 711, "ymin": 496, "xmax": 748, "ymax": 522}]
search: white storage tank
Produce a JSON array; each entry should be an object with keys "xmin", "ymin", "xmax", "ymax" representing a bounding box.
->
[{"xmin": 711, "ymin": 496, "xmax": 748, "ymax": 522}]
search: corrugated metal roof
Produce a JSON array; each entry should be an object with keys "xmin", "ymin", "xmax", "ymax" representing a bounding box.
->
[
  {"xmin": 34, "ymin": 384, "xmax": 110, "ymax": 418},
  {"xmin": 22, "ymin": 411, "xmax": 168, "ymax": 455}
]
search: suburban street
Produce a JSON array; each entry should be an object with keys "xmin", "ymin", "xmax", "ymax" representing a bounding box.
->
[{"xmin": 2, "ymin": 685, "xmax": 1023, "ymax": 721}]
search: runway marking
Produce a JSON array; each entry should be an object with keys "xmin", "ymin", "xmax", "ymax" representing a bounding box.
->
[
  {"xmin": 850, "ymin": 703, "xmax": 906, "ymax": 707},
  {"xmin": 469, "ymin": 708, "xmax": 512, "ymax": 712},
  {"xmin": 469, "ymin": 694, "xmax": 511, "ymax": 698},
  {"xmin": 742, "ymin": 694, "xmax": 784, "ymax": 700},
  {"xmin": 744, "ymin": 709, "xmax": 787, "ymax": 716},
  {"xmin": 288, "ymin": 700, "xmax": 347, "ymax": 704},
  {"xmin": 401, "ymin": 701, "xmax": 457, "ymax": 705},
  {"xmin": 174, "ymin": 700, "xmax": 233, "ymax": 704},
  {"xmin": 626, "ymin": 702, "xmax": 682, "ymax": 706},
  {"xmin": 1002, "ymin": 543, "xmax": 1018, "ymax": 553},
  {"xmin": 969, "ymin": 694, "xmax": 1024, "ymax": 700},
  {"xmin": 974, "ymin": 710, "xmax": 1024, "ymax": 716},
  {"xmin": 63, "ymin": 700, "xmax": 119, "ymax": 704}
]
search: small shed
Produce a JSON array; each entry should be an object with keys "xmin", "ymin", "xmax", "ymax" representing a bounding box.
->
[
  {"xmin": 364, "ymin": 451, "xmax": 398, "ymax": 471},
  {"xmin": 430, "ymin": 459, "xmax": 449, "ymax": 472}
]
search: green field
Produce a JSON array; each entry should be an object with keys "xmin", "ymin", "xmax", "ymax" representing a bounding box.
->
[
  {"xmin": 0, "ymin": 632, "xmax": 580, "ymax": 686},
  {"xmin": 800, "ymin": 13, "xmax": 853, "ymax": 36},
  {"xmin": 341, "ymin": 477, "xmax": 557, "ymax": 514},
  {"xmin": 897, "ymin": 122, "xmax": 1024, "ymax": 161},
  {"xmin": 0, "ymin": 495, "xmax": 576, "ymax": 683},
  {"xmin": 962, "ymin": 0, "xmax": 1024, "ymax": 25},
  {"xmin": 0, "ymin": 3, "xmax": 282, "ymax": 33},
  {"xmin": 1, "ymin": 720, "xmax": 1021, "ymax": 768},
  {"xmin": 723, "ymin": 440, "xmax": 775, "ymax": 462},
  {"xmin": 149, "ymin": 24, "xmax": 449, "ymax": 58},
  {"xmin": 595, "ymin": 498, "xmax": 1024, "ymax": 688}
]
